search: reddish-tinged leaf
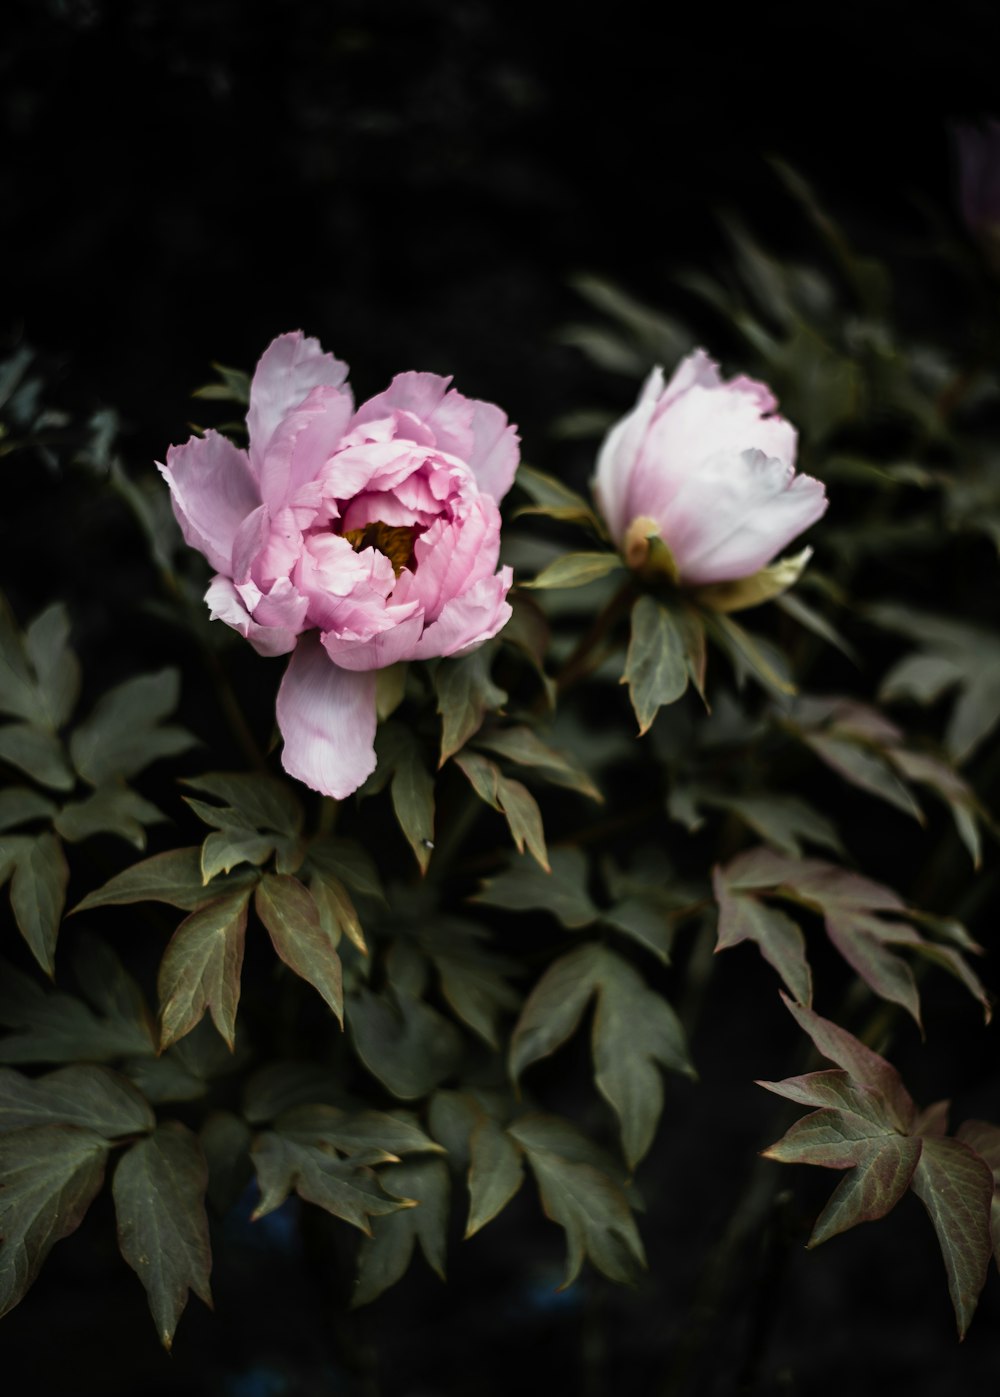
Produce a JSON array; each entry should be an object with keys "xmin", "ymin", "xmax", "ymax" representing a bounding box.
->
[
  {"xmin": 781, "ymin": 996, "xmax": 915, "ymax": 1132},
  {"xmin": 956, "ymin": 1120, "xmax": 1000, "ymax": 1270},
  {"xmin": 158, "ymin": 887, "xmax": 250, "ymax": 1050},
  {"xmin": 823, "ymin": 910, "xmax": 922, "ymax": 1028},
  {"xmin": 808, "ymin": 1136, "xmax": 922, "ymax": 1246},
  {"xmin": 909, "ymin": 1136, "xmax": 994, "ymax": 1338},
  {"xmin": 756, "ymin": 1069, "xmax": 894, "ymax": 1128},
  {"xmin": 713, "ymin": 879, "xmax": 812, "ymax": 1005},
  {"xmin": 762, "ymin": 1108, "xmax": 891, "ymax": 1169}
]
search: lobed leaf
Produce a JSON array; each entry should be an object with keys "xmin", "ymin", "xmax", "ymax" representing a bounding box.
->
[
  {"xmin": 352, "ymin": 1157, "xmax": 450, "ymax": 1305},
  {"xmin": 622, "ymin": 596, "xmax": 688, "ymax": 735},
  {"xmin": 254, "ymin": 874, "xmax": 343, "ymax": 1026},
  {"xmin": 158, "ymin": 887, "xmax": 251, "ymax": 1050}
]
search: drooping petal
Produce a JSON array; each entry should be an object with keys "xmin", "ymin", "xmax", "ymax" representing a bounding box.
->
[
  {"xmin": 276, "ymin": 634, "xmax": 377, "ymax": 798},
  {"xmin": 411, "ymin": 569, "xmax": 513, "ymax": 660},
  {"xmin": 257, "ymin": 384, "xmax": 354, "ymax": 513},
  {"xmin": 205, "ymin": 575, "xmax": 303, "ymax": 657},
  {"xmin": 667, "ymin": 449, "xmax": 828, "ymax": 586},
  {"xmin": 592, "ymin": 367, "xmax": 665, "ymax": 543},
  {"xmin": 159, "ymin": 431, "xmax": 260, "ymax": 575},
  {"xmin": 247, "ymin": 332, "xmax": 350, "ymax": 473}
]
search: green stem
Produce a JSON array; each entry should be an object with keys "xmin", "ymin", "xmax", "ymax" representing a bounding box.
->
[{"xmin": 553, "ymin": 579, "xmax": 637, "ymax": 695}]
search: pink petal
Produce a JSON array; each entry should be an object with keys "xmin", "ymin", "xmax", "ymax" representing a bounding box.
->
[
  {"xmin": 276, "ymin": 634, "xmax": 377, "ymax": 799},
  {"xmin": 399, "ymin": 496, "xmax": 502, "ymax": 624},
  {"xmin": 320, "ymin": 611, "xmax": 426, "ymax": 671},
  {"xmin": 412, "ymin": 569, "xmax": 513, "ymax": 660},
  {"xmin": 661, "ymin": 348, "xmax": 723, "ymax": 403},
  {"xmin": 205, "ymin": 575, "xmax": 303, "ymax": 657},
  {"xmin": 667, "ymin": 449, "xmax": 828, "ymax": 585},
  {"xmin": 159, "ymin": 431, "xmax": 260, "ymax": 575},
  {"xmin": 257, "ymin": 384, "xmax": 354, "ymax": 514},
  {"xmin": 247, "ymin": 332, "xmax": 350, "ymax": 473},
  {"xmin": 593, "ymin": 367, "xmax": 666, "ymax": 543}
]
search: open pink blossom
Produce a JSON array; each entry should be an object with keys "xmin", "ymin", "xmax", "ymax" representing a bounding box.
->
[
  {"xmin": 160, "ymin": 332, "xmax": 518, "ymax": 798},
  {"xmin": 593, "ymin": 350, "xmax": 827, "ymax": 587}
]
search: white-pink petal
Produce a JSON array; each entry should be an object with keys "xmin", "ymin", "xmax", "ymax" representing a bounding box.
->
[
  {"xmin": 276, "ymin": 635, "xmax": 377, "ymax": 799},
  {"xmin": 247, "ymin": 331, "xmax": 350, "ymax": 474},
  {"xmin": 205, "ymin": 575, "xmax": 302, "ymax": 657}
]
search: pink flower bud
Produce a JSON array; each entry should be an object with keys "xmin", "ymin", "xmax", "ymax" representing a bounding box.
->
[{"xmin": 593, "ymin": 350, "xmax": 827, "ymax": 587}]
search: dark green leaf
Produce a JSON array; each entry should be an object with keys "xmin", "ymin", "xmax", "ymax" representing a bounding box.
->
[
  {"xmin": 306, "ymin": 836, "xmax": 384, "ymax": 903},
  {"xmin": 805, "ymin": 734, "xmax": 924, "ymax": 822},
  {"xmin": 515, "ymin": 463, "xmax": 604, "ymax": 533},
  {"xmin": 348, "ymin": 988, "xmax": 463, "ymax": 1100},
  {"xmin": 4, "ymin": 832, "xmax": 69, "ymax": 975},
  {"xmin": 254, "ymin": 874, "xmax": 343, "ymax": 1026},
  {"xmin": 0, "ymin": 786, "xmax": 58, "ymax": 832},
  {"xmin": 0, "ymin": 1065, "xmax": 153, "ymax": 1137},
  {"xmin": 526, "ymin": 552, "xmax": 623, "ymax": 591},
  {"xmin": 713, "ymin": 880, "xmax": 812, "ymax": 1006},
  {"xmin": 74, "ymin": 847, "xmax": 258, "ymax": 913},
  {"xmin": 0, "ymin": 594, "xmax": 41, "ymax": 724},
  {"xmin": 475, "ymin": 726, "xmax": 602, "ymax": 802},
  {"xmin": 0, "ymin": 723, "xmax": 75, "ymax": 791},
  {"xmin": 473, "ymin": 846, "xmax": 598, "ymax": 928},
  {"xmin": 352, "ymin": 1157, "xmax": 451, "ymax": 1305},
  {"xmin": 181, "ymin": 772, "xmax": 303, "ymax": 838},
  {"xmin": 251, "ymin": 1131, "xmax": 406, "ymax": 1234},
  {"xmin": 623, "ymin": 597, "xmax": 688, "ymax": 734},
  {"xmin": 0, "ymin": 1124, "xmax": 108, "ymax": 1318},
  {"xmin": 466, "ymin": 1114, "xmax": 525, "ymax": 1237},
  {"xmin": 158, "ymin": 887, "xmax": 251, "ymax": 1050},
  {"xmin": 276, "ymin": 1103, "xmax": 443, "ymax": 1161},
  {"xmin": 113, "ymin": 1122, "xmax": 213, "ymax": 1349},
  {"xmin": 54, "ymin": 784, "xmax": 165, "ymax": 848},
  {"xmin": 70, "ymin": 669, "xmax": 196, "ymax": 785},
  {"xmin": 199, "ymin": 1110, "xmax": 253, "ymax": 1215},
  {"xmin": 508, "ymin": 1113, "xmax": 645, "ymax": 1286},
  {"xmin": 0, "ymin": 957, "xmax": 154, "ymax": 1064},
  {"xmin": 201, "ymin": 828, "xmax": 275, "ymax": 881},
  {"xmin": 390, "ymin": 741, "xmax": 435, "ymax": 875},
  {"xmin": 24, "ymin": 604, "xmax": 80, "ymax": 731},
  {"xmin": 434, "ymin": 647, "xmax": 507, "ymax": 764}
]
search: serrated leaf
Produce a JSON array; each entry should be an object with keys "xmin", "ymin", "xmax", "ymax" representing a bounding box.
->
[
  {"xmin": 74, "ymin": 847, "xmax": 258, "ymax": 913},
  {"xmin": 525, "ymin": 551, "xmax": 624, "ymax": 591},
  {"xmin": 348, "ymin": 988, "xmax": 463, "ymax": 1100},
  {"xmin": 3, "ymin": 832, "xmax": 69, "ymax": 976},
  {"xmin": 113, "ymin": 1122, "xmax": 213, "ymax": 1348},
  {"xmin": 181, "ymin": 771, "xmax": 302, "ymax": 838},
  {"xmin": 158, "ymin": 887, "xmax": 251, "ymax": 1050},
  {"xmin": 475, "ymin": 725, "xmax": 602, "ymax": 802},
  {"xmin": 254, "ymin": 874, "xmax": 343, "ymax": 1026},
  {"xmin": 466, "ymin": 1115, "xmax": 524, "ymax": 1237},
  {"xmin": 251, "ymin": 1131, "xmax": 405, "ymax": 1235},
  {"xmin": 70, "ymin": 669, "xmax": 196, "ymax": 785},
  {"xmin": 473, "ymin": 846, "xmax": 598, "ymax": 928},
  {"xmin": 508, "ymin": 1114, "xmax": 645, "ymax": 1287},
  {"xmin": 0, "ymin": 1124, "xmax": 108, "ymax": 1318},
  {"xmin": 910, "ymin": 1136, "xmax": 994, "ymax": 1338},
  {"xmin": 0, "ymin": 723, "xmax": 75, "ymax": 791},
  {"xmin": 54, "ymin": 784, "xmax": 165, "ymax": 848},
  {"xmin": 434, "ymin": 647, "xmax": 507, "ymax": 764},
  {"xmin": 0, "ymin": 1064, "xmax": 153, "ymax": 1137},
  {"xmin": 622, "ymin": 596, "xmax": 688, "ymax": 735},
  {"xmin": 24, "ymin": 603, "xmax": 80, "ymax": 731},
  {"xmin": 352, "ymin": 1157, "xmax": 450, "ymax": 1305}
]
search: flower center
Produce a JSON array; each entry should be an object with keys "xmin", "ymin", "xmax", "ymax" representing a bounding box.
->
[{"xmin": 343, "ymin": 521, "xmax": 418, "ymax": 576}]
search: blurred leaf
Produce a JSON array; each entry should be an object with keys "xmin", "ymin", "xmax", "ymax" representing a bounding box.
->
[
  {"xmin": 476, "ymin": 725, "xmax": 602, "ymax": 802},
  {"xmin": 454, "ymin": 751, "xmax": 549, "ymax": 870},
  {"xmin": 70, "ymin": 669, "xmax": 196, "ymax": 785},
  {"xmin": 474, "ymin": 846, "xmax": 597, "ymax": 928},
  {"xmin": 0, "ymin": 787, "xmax": 57, "ymax": 832},
  {"xmin": 376, "ymin": 727, "xmax": 435, "ymax": 874},
  {"xmin": 956, "ymin": 1121, "xmax": 1000, "ymax": 1269},
  {"xmin": 1, "ymin": 833, "xmax": 69, "ymax": 975},
  {"xmin": 74, "ymin": 848, "xmax": 258, "ymax": 913},
  {"xmin": 0, "ymin": 1124, "xmax": 108, "ymax": 1319},
  {"xmin": 705, "ymin": 791, "xmax": 843, "ymax": 858},
  {"xmin": 466, "ymin": 1113, "xmax": 525, "ymax": 1237},
  {"xmin": 0, "ymin": 956, "xmax": 154, "ymax": 1064},
  {"xmin": 24, "ymin": 604, "xmax": 80, "ymax": 732},
  {"xmin": 0, "ymin": 723, "xmax": 75, "ymax": 791},
  {"xmin": 525, "ymin": 551, "xmax": 624, "ymax": 591},
  {"xmin": 158, "ymin": 886, "xmax": 251, "ymax": 1050},
  {"xmin": 113, "ymin": 1122, "xmax": 213, "ymax": 1349},
  {"xmin": 276, "ymin": 1104, "xmax": 442, "ymax": 1162},
  {"xmin": 714, "ymin": 880, "xmax": 812, "ymax": 1006},
  {"xmin": 0, "ymin": 1064, "xmax": 153, "ymax": 1137},
  {"xmin": 200, "ymin": 1111, "xmax": 253, "ymax": 1216},
  {"xmin": 251, "ymin": 1131, "xmax": 406, "ymax": 1234},
  {"xmin": 602, "ymin": 895, "xmax": 676, "ymax": 963},
  {"xmin": 255, "ymin": 875, "xmax": 343, "ymax": 1026},
  {"xmin": 508, "ymin": 1113, "xmax": 646, "ymax": 1286},
  {"xmin": 348, "ymin": 987, "xmax": 463, "ymax": 1101},
  {"xmin": 192, "ymin": 362, "xmax": 251, "ymax": 405},
  {"xmin": 353, "ymin": 1157, "xmax": 450, "ymax": 1305},
  {"xmin": 570, "ymin": 273, "xmax": 693, "ymax": 364},
  {"xmin": 434, "ymin": 647, "xmax": 507, "ymax": 764},
  {"xmin": 694, "ymin": 548, "xmax": 812, "ymax": 615},
  {"xmin": 777, "ymin": 590, "xmax": 858, "ymax": 662},
  {"xmin": 706, "ymin": 612, "xmax": 796, "ymax": 699},
  {"xmin": 804, "ymin": 733, "xmax": 924, "ymax": 822},
  {"xmin": 0, "ymin": 594, "xmax": 41, "ymax": 723},
  {"xmin": 243, "ymin": 1062, "xmax": 344, "ymax": 1125},
  {"xmin": 515, "ymin": 464, "xmax": 605, "ymax": 534},
  {"xmin": 306, "ymin": 836, "xmax": 384, "ymax": 904},
  {"xmin": 54, "ymin": 784, "xmax": 165, "ymax": 848}
]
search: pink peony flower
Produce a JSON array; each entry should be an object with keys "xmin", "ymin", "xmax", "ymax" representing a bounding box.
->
[
  {"xmin": 160, "ymin": 332, "xmax": 517, "ymax": 799},
  {"xmin": 593, "ymin": 350, "xmax": 827, "ymax": 587}
]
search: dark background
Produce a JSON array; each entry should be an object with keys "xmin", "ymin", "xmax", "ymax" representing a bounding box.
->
[{"xmin": 3, "ymin": 1, "xmax": 1000, "ymax": 1393}]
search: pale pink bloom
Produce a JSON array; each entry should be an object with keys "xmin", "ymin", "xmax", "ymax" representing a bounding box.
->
[
  {"xmin": 593, "ymin": 350, "xmax": 827, "ymax": 586},
  {"xmin": 160, "ymin": 332, "xmax": 517, "ymax": 798}
]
